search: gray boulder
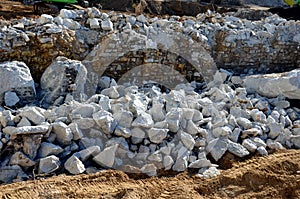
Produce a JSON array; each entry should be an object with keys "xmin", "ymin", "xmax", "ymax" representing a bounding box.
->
[
  {"xmin": 19, "ymin": 107, "xmax": 45, "ymax": 125},
  {"xmin": 93, "ymin": 144, "xmax": 118, "ymax": 168},
  {"xmin": 38, "ymin": 155, "xmax": 61, "ymax": 174},
  {"xmin": 78, "ymin": 145, "xmax": 101, "ymax": 161},
  {"xmin": 141, "ymin": 164, "xmax": 157, "ymax": 176},
  {"xmin": 163, "ymin": 155, "xmax": 174, "ymax": 170},
  {"xmin": 10, "ymin": 151, "xmax": 36, "ymax": 167},
  {"xmin": 243, "ymin": 69, "xmax": 300, "ymax": 100},
  {"xmin": 114, "ymin": 110, "xmax": 133, "ymax": 128},
  {"xmin": 206, "ymin": 138, "xmax": 228, "ymax": 162},
  {"xmin": 227, "ymin": 140, "xmax": 250, "ymax": 157},
  {"xmin": 93, "ymin": 110, "xmax": 117, "ymax": 134},
  {"xmin": 147, "ymin": 128, "xmax": 168, "ymax": 144},
  {"xmin": 40, "ymin": 57, "xmax": 87, "ymax": 105},
  {"xmin": 3, "ymin": 125, "xmax": 49, "ymax": 137},
  {"xmin": 64, "ymin": 155, "xmax": 85, "ymax": 175},
  {"xmin": 180, "ymin": 131, "xmax": 195, "ymax": 150},
  {"xmin": 101, "ymin": 19, "xmax": 114, "ymax": 31},
  {"xmin": 188, "ymin": 158, "xmax": 212, "ymax": 169},
  {"xmin": 0, "ymin": 61, "xmax": 36, "ymax": 105},
  {"xmin": 132, "ymin": 111, "xmax": 154, "ymax": 128},
  {"xmin": 0, "ymin": 165, "xmax": 26, "ymax": 183},
  {"xmin": 4, "ymin": 91, "xmax": 20, "ymax": 106},
  {"xmin": 52, "ymin": 122, "xmax": 73, "ymax": 146},
  {"xmin": 38, "ymin": 142, "xmax": 64, "ymax": 158}
]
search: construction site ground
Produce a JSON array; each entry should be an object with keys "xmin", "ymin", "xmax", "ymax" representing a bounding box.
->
[
  {"xmin": 0, "ymin": 149, "xmax": 299, "ymax": 198},
  {"xmin": 1, "ymin": 1, "xmax": 300, "ymax": 198}
]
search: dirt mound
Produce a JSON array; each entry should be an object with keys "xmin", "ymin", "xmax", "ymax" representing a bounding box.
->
[
  {"xmin": 0, "ymin": 0, "xmax": 39, "ymax": 20},
  {"xmin": 1, "ymin": 149, "xmax": 299, "ymax": 198}
]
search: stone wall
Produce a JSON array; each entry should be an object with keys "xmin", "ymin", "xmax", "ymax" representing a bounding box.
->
[
  {"xmin": 0, "ymin": 8, "xmax": 299, "ymax": 83},
  {"xmin": 210, "ymin": 18, "xmax": 300, "ymax": 74}
]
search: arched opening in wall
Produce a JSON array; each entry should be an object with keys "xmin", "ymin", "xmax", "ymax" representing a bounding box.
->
[
  {"xmin": 117, "ymin": 63, "xmax": 189, "ymax": 90},
  {"xmin": 100, "ymin": 49, "xmax": 204, "ymax": 90}
]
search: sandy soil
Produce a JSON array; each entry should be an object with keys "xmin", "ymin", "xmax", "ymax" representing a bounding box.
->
[{"xmin": 0, "ymin": 149, "xmax": 299, "ymax": 199}]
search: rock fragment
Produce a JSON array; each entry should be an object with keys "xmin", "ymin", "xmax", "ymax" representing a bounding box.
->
[{"xmin": 64, "ymin": 155, "xmax": 85, "ymax": 175}]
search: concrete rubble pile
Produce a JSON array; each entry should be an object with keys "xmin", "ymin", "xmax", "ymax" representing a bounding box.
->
[
  {"xmin": 0, "ymin": 7, "xmax": 299, "ymax": 184},
  {"xmin": 0, "ymin": 7, "xmax": 299, "ymax": 80},
  {"xmin": 0, "ymin": 58, "xmax": 300, "ymax": 183}
]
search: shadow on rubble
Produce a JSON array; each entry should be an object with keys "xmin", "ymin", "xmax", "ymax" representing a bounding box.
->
[{"xmin": 269, "ymin": 6, "xmax": 300, "ymax": 21}]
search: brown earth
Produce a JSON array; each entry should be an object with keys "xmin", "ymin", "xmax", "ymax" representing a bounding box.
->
[
  {"xmin": 0, "ymin": 0, "xmax": 39, "ymax": 20},
  {"xmin": 0, "ymin": 149, "xmax": 299, "ymax": 199}
]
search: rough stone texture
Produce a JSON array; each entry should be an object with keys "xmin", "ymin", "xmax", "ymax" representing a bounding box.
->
[
  {"xmin": 0, "ymin": 7, "xmax": 299, "ymax": 86},
  {"xmin": 38, "ymin": 155, "xmax": 61, "ymax": 174},
  {"xmin": 243, "ymin": 69, "xmax": 300, "ymax": 100},
  {"xmin": 40, "ymin": 57, "xmax": 88, "ymax": 106},
  {"xmin": 38, "ymin": 142, "xmax": 64, "ymax": 158},
  {"xmin": 4, "ymin": 91, "xmax": 20, "ymax": 107},
  {"xmin": 93, "ymin": 110, "xmax": 117, "ymax": 134},
  {"xmin": 10, "ymin": 152, "xmax": 36, "ymax": 167},
  {"xmin": 207, "ymin": 138, "xmax": 228, "ymax": 162},
  {"xmin": 23, "ymin": 134, "xmax": 43, "ymax": 159},
  {"xmin": 52, "ymin": 122, "xmax": 73, "ymax": 146},
  {"xmin": 0, "ymin": 165, "xmax": 26, "ymax": 184},
  {"xmin": 0, "ymin": 7, "xmax": 300, "ymax": 182},
  {"xmin": 64, "ymin": 155, "xmax": 86, "ymax": 175},
  {"xmin": 140, "ymin": 164, "xmax": 157, "ymax": 176},
  {"xmin": 227, "ymin": 140, "xmax": 250, "ymax": 157},
  {"xmin": 3, "ymin": 125, "xmax": 49, "ymax": 137},
  {"xmin": 93, "ymin": 144, "xmax": 118, "ymax": 168},
  {"xmin": 78, "ymin": 146, "xmax": 101, "ymax": 161},
  {"xmin": 19, "ymin": 107, "xmax": 45, "ymax": 125},
  {"xmin": 147, "ymin": 128, "xmax": 168, "ymax": 144},
  {"xmin": 82, "ymin": 29, "xmax": 217, "ymax": 96},
  {"xmin": 0, "ymin": 61, "xmax": 36, "ymax": 105}
]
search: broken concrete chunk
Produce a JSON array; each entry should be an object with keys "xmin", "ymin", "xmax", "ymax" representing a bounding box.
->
[
  {"xmin": 10, "ymin": 152, "xmax": 36, "ymax": 167},
  {"xmin": 227, "ymin": 140, "xmax": 250, "ymax": 157},
  {"xmin": 64, "ymin": 155, "xmax": 85, "ymax": 175},
  {"xmin": 101, "ymin": 19, "xmax": 114, "ymax": 31},
  {"xmin": 141, "ymin": 164, "xmax": 157, "ymax": 176},
  {"xmin": 93, "ymin": 110, "xmax": 117, "ymax": 134},
  {"xmin": 257, "ymin": 146, "xmax": 268, "ymax": 156},
  {"xmin": 78, "ymin": 145, "xmax": 101, "ymax": 161},
  {"xmin": 114, "ymin": 126, "xmax": 131, "ymax": 138},
  {"xmin": 132, "ymin": 111, "xmax": 154, "ymax": 128},
  {"xmin": 163, "ymin": 155, "xmax": 174, "ymax": 170},
  {"xmin": 40, "ymin": 56, "xmax": 87, "ymax": 106},
  {"xmin": 38, "ymin": 155, "xmax": 61, "ymax": 174},
  {"xmin": 188, "ymin": 158, "xmax": 212, "ymax": 169},
  {"xmin": 3, "ymin": 125, "xmax": 49, "ymax": 137},
  {"xmin": 244, "ymin": 69, "xmax": 300, "ymax": 100},
  {"xmin": 114, "ymin": 110, "xmax": 133, "ymax": 128},
  {"xmin": 101, "ymin": 86, "xmax": 119, "ymax": 99},
  {"xmin": 68, "ymin": 123, "xmax": 83, "ymax": 140},
  {"xmin": 242, "ymin": 138, "xmax": 257, "ymax": 153},
  {"xmin": 38, "ymin": 142, "xmax": 64, "ymax": 158},
  {"xmin": 0, "ymin": 165, "xmax": 26, "ymax": 184},
  {"xmin": 52, "ymin": 122, "xmax": 73, "ymax": 146},
  {"xmin": 207, "ymin": 138, "xmax": 228, "ymax": 162},
  {"xmin": 17, "ymin": 117, "xmax": 31, "ymax": 127},
  {"xmin": 0, "ymin": 61, "xmax": 36, "ymax": 105},
  {"xmin": 23, "ymin": 134, "xmax": 43, "ymax": 159},
  {"xmin": 19, "ymin": 107, "xmax": 45, "ymax": 125},
  {"xmin": 180, "ymin": 131, "xmax": 195, "ymax": 150},
  {"xmin": 4, "ymin": 91, "xmax": 20, "ymax": 107},
  {"xmin": 147, "ymin": 128, "xmax": 168, "ymax": 144},
  {"xmin": 93, "ymin": 144, "xmax": 118, "ymax": 168}
]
